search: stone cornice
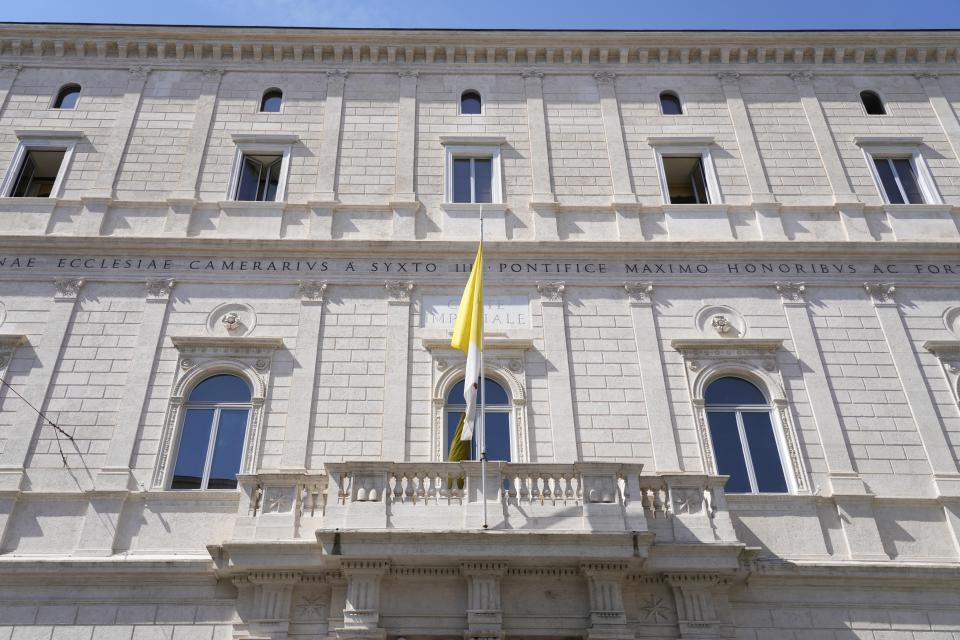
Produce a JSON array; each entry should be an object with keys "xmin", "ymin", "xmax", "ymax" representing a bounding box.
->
[{"xmin": 1, "ymin": 24, "xmax": 959, "ymax": 68}]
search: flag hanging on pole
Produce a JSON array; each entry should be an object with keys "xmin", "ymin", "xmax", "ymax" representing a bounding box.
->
[
  {"xmin": 450, "ymin": 244, "xmax": 483, "ymax": 441},
  {"xmin": 447, "ymin": 414, "xmax": 471, "ymax": 462}
]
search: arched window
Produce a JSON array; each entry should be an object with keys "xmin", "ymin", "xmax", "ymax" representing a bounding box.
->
[
  {"xmin": 659, "ymin": 91, "xmax": 683, "ymax": 115},
  {"xmin": 260, "ymin": 88, "xmax": 283, "ymax": 113},
  {"xmin": 860, "ymin": 90, "xmax": 886, "ymax": 115},
  {"xmin": 446, "ymin": 377, "xmax": 511, "ymax": 461},
  {"xmin": 52, "ymin": 84, "xmax": 81, "ymax": 110},
  {"xmin": 460, "ymin": 90, "xmax": 482, "ymax": 115},
  {"xmin": 171, "ymin": 373, "xmax": 252, "ymax": 490},
  {"xmin": 704, "ymin": 376, "xmax": 787, "ymax": 494}
]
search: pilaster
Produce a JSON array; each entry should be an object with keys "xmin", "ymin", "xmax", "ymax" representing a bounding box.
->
[
  {"xmin": 0, "ymin": 64, "xmax": 23, "ymax": 119},
  {"xmin": 391, "ymin": 70, "xmax": 419, "ymax": 239},
  {"xmin": 461, "ymin": 561, "xmax": 507, "ymax": 640},
  {"xmin": 581, "ymin": 562, "xmax": 631, "ymax": 640},
  {"xmin": 665, "ymin": 573, "xmax": 726, "ymax": 640},
  {"xmin": 537, "ymin": 282, "xmax": 579, "ymax": 462},
  {"xmin": 280, "ymin": 281, "xmax": 328, "ymax": 469},
  {"xmin": 382, "ymin": 282, "xmax": 414, "ymax": 461},
  {"xmin": 336, "ymin": 560, "xmax": 389, "ymax": 640},
  {"xmin": 245, "ymin": 570, "xmax": 302, "ymax": 639},
  {"xmin": 789, "ymin": 71, "xmax": 859, "ymax": 204},
  {"xmin": 624, "ymin": 283, "xmax": 680, "ymax": 472},
  {"xmin": 916, "ymin": 72, "xmax": 960, "ymax": 175},
  {"xmin": 316, "ymin": 70, "xmax": 347, "ymax": 203}
]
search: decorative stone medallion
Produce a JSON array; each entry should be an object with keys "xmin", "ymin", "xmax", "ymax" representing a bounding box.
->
[
  {"xmin": 207, "ymin": 302, "xmax": 257, "ymax": 337},
  {"xmin": 695, "ymin": 304, "xmax": 745, "ymax": 338}
]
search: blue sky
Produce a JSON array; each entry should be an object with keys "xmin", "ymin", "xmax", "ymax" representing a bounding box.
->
[{"xmin": 3, "ymin": 0, "xmax": 960, "ymax": 30}]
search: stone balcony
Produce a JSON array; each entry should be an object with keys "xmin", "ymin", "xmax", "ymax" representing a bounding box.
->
[{"xmin": 220, "ymin": 462, "xmax": 741, "ymax": 572}]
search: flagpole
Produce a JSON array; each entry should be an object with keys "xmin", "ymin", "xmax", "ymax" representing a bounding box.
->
[{"xmin": 479, "ymin": 204, "xmax": 487, "ymax": 530}]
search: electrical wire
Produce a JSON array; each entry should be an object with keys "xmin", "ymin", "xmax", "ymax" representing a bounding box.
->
[{"xmin": 0, "ymin": 376, "xmax": 74, "ymax": 466}]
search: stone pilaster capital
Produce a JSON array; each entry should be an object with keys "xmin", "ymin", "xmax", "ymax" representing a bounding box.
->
[
  {"xmin": 128, "ymin": 65, "xmax": 151, "ymax": 79},
  {"xmin": 327, "ymin": 69, "xmax": 349, "ymax": 79},
  {"xmin": 460, "ymin": 561, "xmax": 508, "ymax": 577},
  {"xmin": 53, "ymin": 278, "xmax": 84, "ymax": 301},
  {"xmin": 145, "ymin": 278, "xmax": 176, "ymax": 301},
  {"xmin": 521, "ymin": 69, "xmax": 544, "ymax": 79},
  {"xmin": 385, "ymin": 280, "xmax": 414, "ymax": 303},
  {"xmin": 593, "ymin": 71, "xmax": 616, "ymax": 84},
  {"xmin": 717, "ymin": 71, "xmax": 741, "ymax": 84},
  {"xmin": 537, "ymin": 281, "xmax": 565, "ymax": 304},
  {"xmin": 298, "ymin": 280, "xmax": 328, "ymax": 303},
  {"xmin": 200, "ymin": 67, "xmax": 224, "ymax": 79},
  {"xmin": 398, "ymin": 70, "xmax": 419, "ymax": 79},
  {"xmin": 864, "ymin": 282, "xmax": 897, "ymax": 306},
  {"xmin": 788, "ymin": 70, "xmax": 814, "ymax": 83},
  {"xmin": 0, "ymin": 63, "xmax": 23, "ymax": 74},
  {"xmin": 774, "ymin": 281, "xmax": 806, "ymax": 305},
  {"xmin": 624, "ymin": 282, "xmax": 654, "ymax": 306},
  {"xmin": 915, "ymin": 71, "xmax": 940, "ymax": 81}
]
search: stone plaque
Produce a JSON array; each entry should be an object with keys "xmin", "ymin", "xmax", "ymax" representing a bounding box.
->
[{"xmin": 422, "ymin": 295, "xmax": 530, "ymax": 329}]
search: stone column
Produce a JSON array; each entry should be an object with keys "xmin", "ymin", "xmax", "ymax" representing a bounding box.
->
[
  {"xmin": 382, "ymin": 282, "xmax": 414, "ymax": 461},
  {"xmin": 717, "ymin": 72, "xmax": 784, "ymax": 239},
  {"xmin": 789, "ymin": 71, "xmax": 870, "ymax": 241},
  {"xmin": 581, "ymin": 562, "xmax": 631, "ymax": 640},
  {"xmin": 594, "ymin": 72, "xmax": 640, "ymax": 241},
  {"xmin": 310, "ymin": 70, "xmax": 348, "ymax": 239},
  {"xmin": 775, "ymin": 282, "xmax": 885, "ymax": 561},
  {"xmin": 391, "ymin": 71, "xmax": 419, "ymax": 239},
  {"xmin": 77, "ymin": 65, "xmax": 151, "ymax": 236},
  {"xmin": 537, "ymin": 282, "xmax": 579, "ymax": 462},
  {"xmin": 337, "ymin": 560, "xmax": 389, "ymax": 640},
  {"xmin": 523, "ymin": 70, "xmax": 559, "ymax": 241},
  {"xmin": 864, "ymin": 283, "xmax": 960, "ymax": 494},
  {"xmin": 165, "ymin": 67, "xmax": 224, "ymax": 234},
  {"xmin": 280, "ymin": 281, "xmax": 327, "ymax": 470},
  {"xmin": 915, "ymin": 72, "xmax": 960, "ymax": 169},
  {"xmin": 0, "ymin": 64, "xmax": 23, "ymax": 116},
  {"xmin": 624, "ymin": 283, "xmax": 680, "ymax": 472},
  {"xmin": 461, "ymin": 561, "xmax": 507, "ymax": 640}
]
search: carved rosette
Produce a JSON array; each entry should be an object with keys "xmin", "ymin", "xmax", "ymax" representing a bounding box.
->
[
  {"xmin": 385, "ymin": 280, "xmax": 414, "ymax": 304},
  {"xmin": 53, "ymin": 278, "xmax": 84, "ymax": 300},
  {"xmin": 865, "ymin": 282, "xmax": 897, "ymax": 306},
  {"xmin": 537, "ymin": 281, "xmax": 565, "ymax": 304},
  {"xmin": 774, "ymin": 281, "xmax": 806, "ymax": 305},
  {"xmin": 298, "ymin": 280, "xmax": 328, "ymax": 303},
  {"xmin": 624, "ymin": 282, "xmax": 654, "ymax": 306},
  {"xmin": 145, "ymin": 278, "xmax": 175, "ymax": 301},
  {"xmin": 788, "ymin": 70, "xmax": 814, "ymax": 82}
]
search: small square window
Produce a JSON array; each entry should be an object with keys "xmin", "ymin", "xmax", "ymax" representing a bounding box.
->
[
  {"xmin": 9, "ymin": 150, "xmax": 65, "ymax": 198},
  {"xmin": 663, "ymin": 155, "xmax": 710, "ymax": 204},
  {"xmin": 872, "ymin": 157, "xmax": 925, "ymax": 204},
  {"xmin": 234, "ymin": 154, "xmax": 283, "ymax": 202}
]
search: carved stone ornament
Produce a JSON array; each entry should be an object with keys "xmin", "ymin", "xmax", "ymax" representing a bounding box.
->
[
  {"xmin": 774, "ymin": 281, "xmax": 806, "ymax": 304},
  {"xmin": 695, "ymin": 305, "xmax": 745, "ymax": 338},
  {"xmin": 385, "ymin": 280, "xmax": 414, "ymax": 303},
  {"xmin": 865, "ymin": 283, "xmax": 896, "ymax": 305},
  {"xmin": 637, "ymin": 593, "xmax": 676, "ymax": 623},
  {"xmin": 594, "ymin": 71, "xmax": 616, "ymax": 83},
  {"xmin": 788, "ymin": 70, "xmax": 814, "ymax": 82},
  {"xmin": 128, "ymin": 65, "xmax": 151, "ymax": 78},
  {"xmin": 717, "ymin": 71, "xmax": 741, "ymax": 83},
  {"xmin": 293, "ymin": 591, "xmax": 328, "ymax": 621},
  {"xmin": 624, "ymin": 282, "xmax": 654, "ymax": 305},
  {"xmin": 53, "ymin": 278, "xmax": 84, "ymax": 300},
  {"xmin": 206, "ymin": 302, "xmax": 257, "ymax": 337},
  {"xmin": 711, "ymin": 315, "xmax": 732, "ymax": 335},
  {"xmin": 537, "ymin": 281, "xmax": 565, "ymax": 303},
  {"xmin": 297, "ymin": 280, "xmax": 327, "ymax": 302},
  {"xmin": 145, "ymin": 278, "xmax": 175, "ymax": 300}
]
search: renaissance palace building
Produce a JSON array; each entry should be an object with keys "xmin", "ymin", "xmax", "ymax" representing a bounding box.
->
[{"xmin": 2, "ymin": 22, "xmax": 960, "ymax": 640}]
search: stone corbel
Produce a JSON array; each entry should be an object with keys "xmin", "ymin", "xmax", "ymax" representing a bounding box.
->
[
  {"xmin": 864, "ymin": 282, "xmax": 897, "ymax": 306},
  {"xmin": 461, "ymin": 561, "xmax": 507, "ymax": 639},
  {"xmin": 336, "ymin": 560, "xmax": 390, "ymax": 640},
  {"xmin": 664, "ymin": 573, "xmax": 725, "ymax": 639},
  {"xmin": 581, "ymin": 562, "xmax": 632, "ymax": 640}
]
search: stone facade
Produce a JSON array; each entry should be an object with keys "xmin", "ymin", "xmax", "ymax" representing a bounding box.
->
[{"xmin": 0, "ymin": 23, "xmax": 959, "ymax": 640}]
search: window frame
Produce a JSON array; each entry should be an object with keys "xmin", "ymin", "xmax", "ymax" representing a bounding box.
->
[
  {"xmin": 444, "ymin": 377, "xmax": 514, "ymax": 462},
  {"xmin": 861, "ymin": 144, "xmax": 941, "ymax": 206},
  {"xmin": 0, "ymin": 137, "xmax": 78, "ymax": 199},
  {"xmin": 459, "ymin": 89, "xmax": 483, "ymax": 116},
  {"xmin": 658, "ymin": 90, "xmax": 684, "ymax": 116},
  {"xmin": 259, "ymin": 88, "xmax": 284, "ymax": 114},
  {"xmin": 653, "ymin": 143, "xmax": 722, "ymax": 205},
  {"xmin": 170, "ymin": 376, "xmax": 253, "ymax": 491},
  {"xmin": 227, "ymin": 139, "xmax": 293, "ymax": 203},
  {"xmin": 443, "ymin": 142, "xmax": 503, "ymax": 205},
  {"xmin": 51, "ymin": 83, "xmax": 82, "ymax": 110},
  {"xmin": 859, "ymin": 90, "xmax": 886, "ymax": 116}
]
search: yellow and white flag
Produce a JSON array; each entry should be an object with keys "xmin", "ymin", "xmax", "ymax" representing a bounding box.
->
[{"xmin": 450, "ymin": 244, "xmax": 483, "ymax": 441}]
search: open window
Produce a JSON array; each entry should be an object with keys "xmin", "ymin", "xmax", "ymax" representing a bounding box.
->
[
  {"xmin": 662, "ymin": 155, "xmax": 710, "ymax": 204},
  {"xmin": 860, "ymin": 90, "xmax": 886, "ymax": 116},
  {"xmin": 52, "ymin": 84, "xmax": 81, "ymax": 110},
  {"xmin": 227, "ymin": 134, "xmax": 297, "ymax": 203},
  {"xmin": 235, "ymin": 154, "xmax": 282, "ymax": 201},
  {"xmin": 1, "ymin": 135, "xmax": 79, "ymax": 199}
]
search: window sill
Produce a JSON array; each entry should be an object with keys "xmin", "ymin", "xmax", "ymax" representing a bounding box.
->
[
  {"xmin": 441, "ymin": 202, "xmax": 507, "ymax": 213},
  {"xmin": 661, "ymin": 203, "xmax": 728, "ymax": 212},
  {"xmin": 218, "ymin": 200, "xmax": 287, "ymax": 210}
]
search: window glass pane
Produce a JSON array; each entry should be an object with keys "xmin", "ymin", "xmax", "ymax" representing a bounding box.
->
[
  {"xmin": 706, "ymin": 411, "xmax": 751, "ymax": 493},
  {"xmin": 873, "ymin": 158, "xmax": 904, "ymax": 204},
  {"xmin": 704, "ymin": 377, "xmax": 766, "ymax": 405},
  {"xmin": 54, "ymin": 85, "xmax": 81, "ymax": 109},
  {"xmin": 891, "ymin": 158, "xmax": 924, "ymax": 204},
  {"xmin": 236, "ymin": 156, "xmax": 262, "ymax": 201},
  {"xmin": 11, "ymin": 151, "xmax": 64, "ymax": 198},
  {"xmin": 742, "ymin": 412, "xmax": 788, "ymax": 493},
  {"xmin": 484, "ymin": 412, "xmax": 511, "ymax": 461},
  {"xmin": 461, "ymin": 92, "xmax": 482, "ymax": 115},
  {"xmin": 660, "ymin": 92, "xmax": 683, "ymax": 115},
  {"xmin": 171, "ymin": 408, "xmax": 215, "ymax": 489},
  {"xmin": 207, "ymin": 409, "xmax": 249, "ymax": 489},
  {"xmin": 189, "ymin": 374, "xmax": 252, "ymax": 403},
  {"xmin": 474, "ymin": 158, "xmax": 493, "ymax": 203},
  {"xmin": 262, "ymin": 158, "xmax": 282, "ymax": 201},
  {"xmin": 447, "ymin": 378, "xmax": 509, "ymax": 406},
  {"xmin": 261, "ymin": 91, "xmax": 282, "ymax": 113},
  {"xmin": 453, "ymin": 158, "xmax": 472, "ymax": 203},
  {"xmin": 11, "ymin": 155, "xmax": 37, "ymax": 198},
  {"xmin": 690, "ymin": 157, "xmax": 709, "ymax": 204}
]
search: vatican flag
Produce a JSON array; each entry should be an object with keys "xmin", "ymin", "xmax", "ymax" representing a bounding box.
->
[{"xmin": 450, "ymin": 244, "xmax": 483, "ymax": 441}]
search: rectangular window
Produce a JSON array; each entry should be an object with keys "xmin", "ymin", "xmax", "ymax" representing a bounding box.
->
[
  {"xmin": 234, "ymin": 154, "xmax": 282, "ymax": 202},
  {"xmin": 452, "ymin": 157, "xmax": 493, "ymax": 204},
  {"xmin": 663, "ymin": 155, "xmax": 710, "ymax": 204},
  {"xmin": 9, "ymin": 149, "xmax": 66, "ymax": 198},
  {"xmin": 872, "ymin": 157, "xmax": 925, "ymax": 204}
]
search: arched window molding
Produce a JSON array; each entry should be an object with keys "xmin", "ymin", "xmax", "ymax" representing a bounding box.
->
[
  {"xmin": 460, "ymin": 89, "xmax": 482, "ymax": 115},
  {"xmin": 152, "ymin": 336, "xmax": 282, "ymax": 489},
  {"xmin": 431, "ymin": 359, "xmax": 529, "ymax": 463},
  {"xmin": 52, "ymin": 83, "xmax": 81, "ymax": 110},
  {"xmin": 672, "ymin": 338, "xmax": 808, "ymax": 493},
  {"xmin": 260, "ymin": 88, "xmax": 283, "ymax": 113},
  {"xmin": 659, "ymin": 90, "xmax": 683, "ymax": 115}
]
